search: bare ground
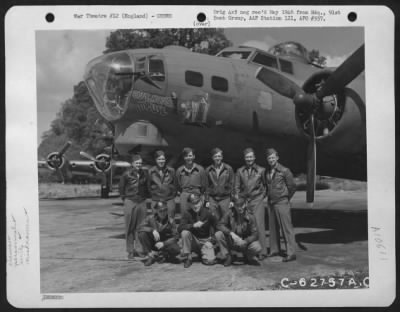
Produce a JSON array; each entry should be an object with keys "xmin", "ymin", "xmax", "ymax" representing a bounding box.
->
[{"xmin": 40, "ymin": 190, "xmax": 368, "ymax": 292}]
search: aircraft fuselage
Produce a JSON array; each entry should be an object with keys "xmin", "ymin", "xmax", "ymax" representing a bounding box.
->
[{"xmin": 84, "ymin": 45, "xmax": 366, "ymax": 180}]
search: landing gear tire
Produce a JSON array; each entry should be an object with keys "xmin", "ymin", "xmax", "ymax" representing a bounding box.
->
[{"xmin": 101, "ymin": 185, "xmax": 110, "ymax": 198}]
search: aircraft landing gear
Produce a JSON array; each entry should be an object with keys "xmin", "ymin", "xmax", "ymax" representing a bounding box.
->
[{"xmin": 101, "ymin": 184, "xmax": 110, "ymax": 198}]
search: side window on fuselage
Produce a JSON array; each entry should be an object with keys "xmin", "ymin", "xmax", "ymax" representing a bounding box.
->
[
  {"xmin": 185, "ymin": 70, "xmax": 204, "ymax": 87},
  {"xmin": 211, "ymin": 76, "xmax": 228, "ymax": 92}
]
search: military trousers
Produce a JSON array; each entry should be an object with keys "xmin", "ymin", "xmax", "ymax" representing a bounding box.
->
[
  {"xmin": 247, "ymin": 194, "xmax": 268, "ymax": 256},
  {"xmin": 180, "ymin": 230, "xmax": 216, "ymax": 262},
  {"xmin": 137, "ymin": 231, "xmax": 180, "ymax": 258},
  {"xmin": 268, "ymin": 199, "xmax": 296, "ymax": 257},
  {"xmin": 124, "ymin": 199, "xmax": 147, "ymax": 255},
  {"xmin": 215, "ymin": 231, "xmax": 261, "ymax": 260},
  {"xmin": 208, "ymin": 197, "xmax": 231, "ymax": 221}
]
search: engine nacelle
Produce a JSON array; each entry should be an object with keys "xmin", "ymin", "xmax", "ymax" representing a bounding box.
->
[
  {"xmin": 45, "ymin": 152, "xmax": 66, "ymax": 171},
  {"xmin": 93, "ymin": 153, "xmax": 112, "ymax": 173},
  {"xmin": 295, "ymin": 70, "xmax": 366, "ymax": 155}
]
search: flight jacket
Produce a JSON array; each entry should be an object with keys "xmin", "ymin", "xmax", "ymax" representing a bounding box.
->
[
  {"xmin": 137, "ymin": 212, "xmax": 178, "ymax": 243},
  {"xmin": 176, "ymin": 163, "xmax": 207, "ymax": 194},
  {"xmin": 205, "ymin": 162, "xmax": 235, "ymax": 201},
  {"xmin": 178, "ymin": 205, "xmax": 216, "ymax": 239},
  {"xmin": 147, "ymin": 166, "xmax": 177, "ymax": 201},
  {"xmin": 234, "ymin": 164, "xmax": 266, "ymax": 200},
  {"xmin": 119, "ymin": 167, "xmax": 149, "ymax": 202},
  {"xmin": 217, "ymin": 210, "xmax": 259, "ymax": 244},
  {"xmin": 265, "ymin": 163, "xmax": 296, "ymax": 204}
]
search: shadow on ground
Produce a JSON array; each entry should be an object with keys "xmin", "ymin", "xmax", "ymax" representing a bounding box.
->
[
  {"xmin": 108, "ymin": 203, "xmax": 368, "ymax": 245},
  {"xmin": 292, "ymin": 209, "xmax": 367, "ymax": 244}
]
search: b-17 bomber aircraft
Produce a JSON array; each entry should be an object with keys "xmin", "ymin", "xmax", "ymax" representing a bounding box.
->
[{"xmin": 40, "ymin": 41, "xmax": 366, "ymax": 203}]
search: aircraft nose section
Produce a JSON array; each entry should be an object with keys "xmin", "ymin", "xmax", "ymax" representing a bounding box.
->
[{"xmin": 84, "ymin": 52, "xmax": 134, "ymax": 121}]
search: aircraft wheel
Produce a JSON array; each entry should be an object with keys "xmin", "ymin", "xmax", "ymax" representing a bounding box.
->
[{"xmin": 101, "ymin": 184, "xmax": 110, "ymax": 198}]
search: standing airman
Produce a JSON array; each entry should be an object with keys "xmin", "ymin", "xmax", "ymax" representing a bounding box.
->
[
  {"xmin": 119, "ymin": 154, "xmax": 149, "ymax": 259},
  {"xmin": 234, "ymin": 148, "xmax": 268, "ymax": 260},
  {"xmin": 205, "ymin": 148, "xmax": 235, "ymax": 221},
  {"xmin": 176, "ymin": 147, "xmax": 207, "ymax": 216},
  {"xmin": 147, "ymin": 150, "xmax": 177, "ymax": 219},
  {"xmin": 265, "ymin": 148, "xmax": 297, "ymax": 262}
]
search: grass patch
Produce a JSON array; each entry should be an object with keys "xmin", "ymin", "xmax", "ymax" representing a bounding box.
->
[
  {"xmin": 295, "ymin": 175, "xmax": 367, "ymax": 192},
  {"xmin": 296, "ymin": 181, "xmax": 331, "ymax": 191},
  {"xmin": 39, "ymin": 175, "xmax": 367, "ymax": 199},
  {"xmin": 39, "ymin": 183, "xmax": 102, "ymax": 199}
]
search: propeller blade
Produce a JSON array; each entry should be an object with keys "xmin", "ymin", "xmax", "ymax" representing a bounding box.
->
[
  {"xmin": 80, "ymin": 151, "xmax": 96, "ymax": 162},
  {"xmin": 256, "ymin": 67, "xmax": 303, "ymax": 99},
  {"xmin": 306, "ymin": 115, "xmax": 316, "ymax": 204},
  {"xmin": 316, "ymin": 44, "xmax": 364, "ymax": 99},
  {"xmin": 58, "ymin": 141, "xmax": 72, "ymax": 156}
]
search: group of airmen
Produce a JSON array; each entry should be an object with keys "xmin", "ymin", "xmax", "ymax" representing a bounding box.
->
[{"xmin": 119, "ymin": 147, "xmax": 297, "ymax": 268}]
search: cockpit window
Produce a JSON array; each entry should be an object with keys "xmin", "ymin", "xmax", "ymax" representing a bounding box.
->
[
  {"xmin": 252, "ymin": 53, "xmax": 278, "ymax": 69},
  {"xmin": 84, "ymin": 52, "xmax": 133, "ymax": 121},
  {"xmin": 218, "ymin": 51, "xmax": 251, "ymax": 60},
  {"xmin": 148, "ymin": 58, "xmax": 165, "ymax": 81},
  {"xmin": 279, "ymin": 59, "xmax": 294, "ymax": 74},
  {"xmin": 136, "ymin": 57, "xmax": 146, "ymax": 72}
]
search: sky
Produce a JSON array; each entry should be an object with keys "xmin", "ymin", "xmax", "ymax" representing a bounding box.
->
[{"xmin": 36, "ymin": 27, "xmax": 363, "ymax": 144}]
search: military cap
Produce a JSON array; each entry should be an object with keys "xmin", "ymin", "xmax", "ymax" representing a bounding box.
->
[
  {"xmin": 153, "ymin": 201, "xmax": 168, "ymax": 212},
  {"xmin": 187, "ymin": 193, "xmax": 202, "ymax": 204}
]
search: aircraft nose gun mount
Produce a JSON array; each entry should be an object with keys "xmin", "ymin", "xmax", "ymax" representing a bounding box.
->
[
  {"xmin": 84, "ymin": 51, "xmax": 134, "ymax": 122},
  {"xmin": 84, "ymin": 51, "xmax": 168, "ymax": 123},
  {"xmin": 258, "ymin": 45, "xmax": 365, "ymax": 203}
]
